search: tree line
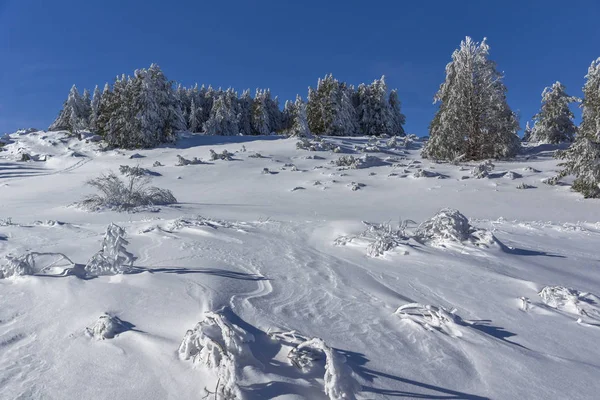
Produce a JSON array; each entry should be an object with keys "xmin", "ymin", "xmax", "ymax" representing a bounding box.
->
[
  {"xmin": 49, "ymin": 36, "xmax": 600, "ymax": 198},
  {"xmin": 49, "ymin": 67, "xmax": 406, "ymax": 148}
]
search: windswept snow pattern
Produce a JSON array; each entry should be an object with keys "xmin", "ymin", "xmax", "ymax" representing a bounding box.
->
[{"xmin": 1, "ymin": 130, "xmax": 600, "ymax": 399}]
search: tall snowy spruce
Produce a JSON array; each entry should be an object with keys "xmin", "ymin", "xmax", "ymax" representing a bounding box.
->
[
  {"xmin": 203, "ymin": 92, "xmax": 239, "ymax": 135},
  {"xmin": 306, "ymin": 74, "xmax": 359, "ymax": 136},
  {"xmin": 89, "ymin": 85, "xmax": 102, "ymax": 132},
  {"xmin": 530, "ymin": 82, "xmax": 579, "ymax": 144},
  {"xmin": 556, "ymin": 58, "xmax": 600, "ymax": 198},
  {"xmin": 423, "ymin": 37, "xmax": 520, "ymax": 161},
  {"xmin": 288, "ymin": 95, "xmax": 311, "ymax": 137},
  {"xmin": 48, "ymin": 85, "xmax": 90, "ymax": 133}
]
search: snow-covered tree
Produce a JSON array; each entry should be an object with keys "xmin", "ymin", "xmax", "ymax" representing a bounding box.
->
[
  {"xmin": 188, "ymin": 98, "xmax": 202, "ymax": 133},
  {"xmin": 81, "ymin": 88, "xmax": 92, "ymax": 124},
  {"xmin": 85, "ymin": 223, "xmax": 134, "ymax": 276},
  {"xmin": 357, "ymin": 76, "xmax": 393, "ymax": 136},
  {"xmin": 203, "ymin": 93, "xmax": 239, "ymax": 135},
  {"xmin": 48, "ymin": 85, "xmax": 89, "ymax": 133},
  {"xmin": 522, "ymin": 121, "xmax": 533, "ymax": 142},
  {"xmin": 556, "ymin": 58, "xmax": 600, "ymax": 198},
  {"xmin": 237, "ymin": 89, "xmax": 254, "ymax": 135},
  {"xmin": 423, "ymin": 37, "xmax": 520, "ymax": 161},
  {"xmin": 252, "ymin": 89, "xmax": 272, "ymax": 135},
  {"xmin": 89, "ymin": 85, "xmax": 102, "ymax": 132},
  {"xmin": 288, "ymin": 95, "xmax": 311, "ymax": 137},
  {"xmin": 529, "ymin": 82, "xmax": 579, "ymax": 144},
  {"xmin": 307, "ymin": 74, "xmax": 359, "ymax": 136},
  {"xmin": 387, "ymin": 89, "xmax": 406, "ymax": 136}
]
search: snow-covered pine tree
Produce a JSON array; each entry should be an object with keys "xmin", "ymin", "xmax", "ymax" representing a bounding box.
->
[
  {"xmin": 335, "ymin": 83, "xmax": 359, "ymax": 136},
  {"xmin": 282, "ymin": 99, "xmax": 295, "ymax": 133},
  {"xmin": 357, "ymin": 76, "xmax": 392, "ymax": 136},
  {"xmin": 252, "ymin": 89, "xmax": 271, "ymax": 135},
  {"xmin": 530, "ymin": 82, "xmax": 579, "ymax": 144},
  {"xmin": 48, "ymin": 84, "xmax": 88, "ymax": 133},
  {"xmin": 188, "ymin": 98, "xmax": 202, "ymax": 132},
  {"xmin": 306, "ymin": 74, "xmax": 358, "ymax": 136},
  {"xmin": 289, "ymin": 95, "xmax": 311, "ymax": 137},
  {"xmin": 522, "ymin": 121, "xmax": 533, "ymax": 142},
  {"xmin": 387, "ymin": 89, "xmax": 406, "ymax": 136},
  {"xmin": 89, "ymin": 85, "xmax": 102, "ymax": 132},
  {"xmin": 81, "ymin": 88, "xmax": 92, "ymax": 125},
  {"xmin": 556, "ymin": 58, "xmax": 600, "ymax": 198},
  {"xmin": 423, "ymin": 37, "xmax": 520, "ymax": 161},
  {"xmin": 238, "ymin": 89, "xmax": 254, "ymax": 135},
  {"xmin": 203, "ymin": 93, "xmax": 239, "ymax": 135}
]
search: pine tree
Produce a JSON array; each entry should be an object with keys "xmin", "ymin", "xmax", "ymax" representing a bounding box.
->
[
  {"xmin": 423, "ymin": 37, "xmax": 520, "ymax": 161},
  {"xmin": 188, "ymin": 98, "xmax": 202, "ymax": 132},
  {"xmin": 522, "ymin": 121, "xmax": 533, "ymax": 142},
  {"xmin": 556, "ymin": 58, "xmax": 600, "ymax": 198},
  {"xmin": 289, "ymin": 95, "xmax": 310, "ymax": 137},
  {"xmin": 530, "ymin": 82, "xmax": 579, "ymax": 144},
  {"xmin": 306, "ymin": 74, "xmax": 359, "ymax": 136},
  {"xmin": 252, "ymin": 89, "xmax": 271, "ymax": 135},
  {"xmin": 387, "ymin": 89, "xmax": 406, "ymax": 136},
  {"xmin": 96, "ymin": 83, "xmax": 113, "ymax": 137},
  {"xmin": 357, "ymin": 76, "xmax": 391, "ymax": 136},
  {"xmin": 238, "ymin": 89, "xmax": 254, "ymax": 135},
  {"xmin": 81, "ymin": 88, "xmax": 92, "ymax": 125},
  {"xmin": 203, "ymin": 93, "xmax": 239, "ymax": 135},
  {"xmin": 89, "ymin": 85, "xmax": 102, "ymax": 132},
  {"xmin": 48, "ymin": 85, "xmax": 88, "ymax": 133}
]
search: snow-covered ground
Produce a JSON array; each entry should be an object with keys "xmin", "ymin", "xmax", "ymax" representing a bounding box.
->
[{"xmin": 1, "ymin": 130, "xmax": 599, "ymax": 399}]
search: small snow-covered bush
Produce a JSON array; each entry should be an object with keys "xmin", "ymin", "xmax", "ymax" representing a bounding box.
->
[
  {"xmin": 516, "ymin": 182, "xmax": 536, "ymax": 189},
  {"xmin": 1, "ymin": 252, "xmax": 74, "ymax": 279},
  {"xmin": 79, "ymin": 172, "xmax": 176, "ymax": 211},
  {"xmin": 210, "ymin": 149, "xmax": 234, "ymax": 161},
  {"xmin": 414, "ymin": 208, "xmax": 496, "ymax": 247},
  {"xmin": 395, "ymin": 303, "xmax": 463, "ymax": 337},
  {"xmin": 86, "ymin": 314, "xmax": 128, "ymax": 340},
  {"xmin": 538, "ymin": 286, "xmax": 600, "ymax": 322},
  {"xmin": 296, "ymin": 137, "xmax": 334, "ymax": 151},
  {"xmin": 335, "ymin": 220, "xmax": 414, "ymax": 257},
  {"xmin": 85, "ymin": 223, "xmax": 134, "ymax": 276},
  {"xmin": 333, "ymin": 154, "xmax": 382, "ymax": 170},
  {"xmin": 348, "ymin": 182, "xmax": 366, "ymax": 191},
  {"xmin": 503, "ymin": 171, "xmax": 522, "ymax": 180},
  {"xmin": 179, "ymin": 311, "xmax": 255, "ymax": 400},
  {"xmin": 153, "ymin": 161, "xmax": 163, "ymax": 167},
  {"xmin": 542, "ymin": 175, "xmax": 560, "ymax": 185},
  {"xmin": 176, "ymin": 155, "xmax": 204, "ymax": 166},
  {"xmin": 471, "ymin": 160, "xmax": 495, "ymax": 178},
  {"xmin": 164, "ymin": 215, "xmax": 245, "ymax": 232},
  {"xmin": 247, "ymin": 152, "xmax": 266, "ymax": 158},
  {"xmin": 119, "ymin": 165, "xmax": 149, "ymax": 177},
  {"xmin": 288, "ymin": 338, "xmax": 360, "ymax": 400}
]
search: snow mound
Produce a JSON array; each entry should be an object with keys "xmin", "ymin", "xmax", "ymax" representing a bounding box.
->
[
  {"xmin": 179, "ymin": 311, "xmax": 255, "ymax": 399},
  {"xmin": 1, "ymin": 252, "xmax": 74, "ymax": 279},
  {"xmin": 210, "ymin": 149, "xmax": 234, "ymax": 161},
  {"xmin": 176, "ymin": 155, "xmax": 205, "ymax": 166},
  {"xmin": 289, "ymin": 337, "xmax": 360, "ymax": 400},
  {"xmin": 414, "ymin": 208, "xmax": 496, "ymax": 247},
  {"xmin": 164, "ymin": 215, "xmax": 246, "ymax": 232},
  {"xmin": 85, "ymin": 223, "xmax": 134, "ymax": 276},
  {"xmin": 333, "ymin": 154, "xmax": 383, "ymax": 170},
  {"xmin": 85, "ymin": 314, "xmax": 129, "ymax": 339},
  {"xmin": 395, "ymin": 303, "xmax": 463, "ymax": 337}
]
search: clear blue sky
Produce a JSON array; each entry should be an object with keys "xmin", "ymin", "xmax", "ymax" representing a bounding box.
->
[{"xmin": 1, "ymin": 0, "xmax": 598, "ymax": 136}]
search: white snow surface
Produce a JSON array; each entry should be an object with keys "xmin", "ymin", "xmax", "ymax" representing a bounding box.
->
[{"xmin": 1, "ymin": 130, "xmax": 600, "ymax": 399}]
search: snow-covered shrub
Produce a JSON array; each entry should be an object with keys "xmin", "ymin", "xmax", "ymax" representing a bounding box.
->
[
  {"xmin": 210, "ymin": 149, "xmax": 234, "ymax": 161},
  {"xmin": 162, "ymin": 215, "xmax": 246, "ymax": 233},
  {"xmin": 503, "ymin": 171, "xmax": 522, "ymax": 180},
  {"xmin": 538, "ymin": 286, "xmax": 600, "ymax": 322},
  {"xmin": 333, "ymin": 154, "xmax": 382, "ymax": 170},
  {"xmin": 542, "ymin": 175, "xmax": 560, "ymax": 185},
  {"xmin": 335, "ymin": 220, "xmax": 414, "ymax": 257},
  {"xmin": 179, "ymin": 311, "xmax": 255, "ymax": 400},
  {"xmin": 79, "ymin": 172, "xmax": 176, "ymax": 211},
  {"xmin": 0, "ymin": 252, "xmax": 74, "ymax": 279},
  {"xmin": 412, "ymin": 169, "xmax": 445, "ymax": 178},
  {"xmin": 288, "ymin": 338, "xmax": 360, "ymax": 400},
  {"xmin": 348, "ymin": 182, "xmax": 365, "ymax": 191},
  {"xmin": 524, "ymin": 166, "xmax": 541, "ymax": 173},
  {"xmin": 119, "ymin": 165, "xmax": 149, "ymax": 177},
  {"xmin": 414, "ymin": 208, "xmax": 496, "ymax": 247},
  {"xmin": 153, "ymin": 161, "xmax": 163, "ymax": 167},
  {"xmin": 247, "ymin": 152, "xmax": 266, "ymax": 158},
  {"xmin": 394, "ymin": 303, "xmax": 463, "ymax": 337},
  {"xmin": 516, "ymin": 182, "xmax": 535, "ymax": 190},
  {"xmin": 296, "ymin": 137, "xmax": 334, "ymax": 152},
  {"xmin": 471, "ymin": 160, "xmax": 495, "ymax": 178},
  {"xmin": 86, "ymin": 314, "xmax": 128, "ymax": 340},
  {"xmin": 85, "ymin": 223, "xmax": 134, "ymax": 276},
  {"xmin": 176, "ymin": 155, "xmax": 204, "ymax": 166},
  {"xmin": 261, "ymin": 167, "xmax": 271, "ymax": 175}
]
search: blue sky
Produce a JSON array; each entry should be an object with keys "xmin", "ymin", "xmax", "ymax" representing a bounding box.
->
[{"xmin": 0, "ymin": 0, "xmax": 598, "ymax": 136}]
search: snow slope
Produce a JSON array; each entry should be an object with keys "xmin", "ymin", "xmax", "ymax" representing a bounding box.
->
[{"xmin": 1, "ymin": 131, "xmax": 599, "ymax": 399}]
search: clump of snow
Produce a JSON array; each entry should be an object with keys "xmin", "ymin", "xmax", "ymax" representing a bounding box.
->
[
  {"xmin": 414, "ymin": 208, "xmax": 496, "ymax": 247},
  {"xmin": 129, "ymin": 153, "xmax": 145, "ymax": 159},
  {"xmin": 333, "ymin": 154, "xmax": 383, "ymax": 170},
  {"xmin": 412, "ymin": 168, "xmax": 446, "ymax": 179},
  {"xmin": 335, "ymin": 220, "xmax": 414, "ymax": 257},
  {"xmin": 119, "ymin": 165, "xmax": 154, "ymax": 177},
  {"xmin": 348, "ymin": 182, "xmax": 366, "ymax": 191},
  {"xmin": 516, "ymin": 182, "xmax": 536, "ymax": 190},
  {"xmin": 210, "ymin": 149, "xmax": 234, "ymax": 161},
  {"xmin": 471, "ymin": 160, "xmax": 495, "ymax": 178},
  {"xmin": 524, "ymin": 166, "xmax": 541, "ymax": 173},
  {"xmin": 85, "ymin": 223, "xmax": 134, "ymax": 276},
  {"xmin": 79, "ymin": 172, "xmax": 176, "ymax": 211},
  {"xmin": 289, "ymin": 337, "xmax": 360, "ymax": 400},
  {"xmin": 179, "ymin": 311, "xmax": 255, "ymax": 400},
  {"xmin": 395, "ymin": 303, "xmax": 463, "ymax": 337},
  {"xmin": 247, "ymin": 152, "xmax": 266, "ymax": 158},
  {"xmin": 85, "ymin": 314, "xmax": 128, "ymax": 340},
  {"xmin": 503, "ymin": 171, "xmax": 523, "ymax": 180},
  {"xmin": 153, "ymin": 161, "xmax": 163, "ymax": 167},
  {"xmin": 164, "ymin": 215, "xmax": 245, "ymax": 232},
  {"xmin": 1, "ymin": 254, "xmax": 35, "ymax": 278},
  {"xmin": 296, "ymin": 137, "xmax": 335, "ymax": 152}
]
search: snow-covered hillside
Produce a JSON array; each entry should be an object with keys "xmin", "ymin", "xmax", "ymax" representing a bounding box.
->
[{"xmin": 1, "ymin": 130, "xmax": 599, "ymax": 399}]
